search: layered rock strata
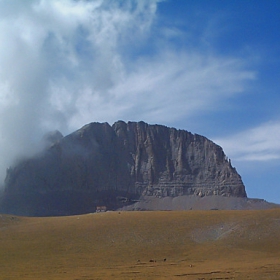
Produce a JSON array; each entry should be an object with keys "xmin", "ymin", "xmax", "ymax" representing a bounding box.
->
[{"xmin": 0, "ymin": 121, "xmax": 246, "ymax": 215}]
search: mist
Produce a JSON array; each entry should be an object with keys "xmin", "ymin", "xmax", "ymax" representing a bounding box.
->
[{"xmin": 0, "ymin": 0, "xmax": 255, "ymax": 185}]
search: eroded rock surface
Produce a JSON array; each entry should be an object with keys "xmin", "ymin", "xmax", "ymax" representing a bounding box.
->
[{"xmin": 0, "ymin": 121, "xmax": 247, "ymax": 215}]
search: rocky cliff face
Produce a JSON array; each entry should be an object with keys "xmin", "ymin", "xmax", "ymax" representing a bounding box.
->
[{"xmin": 0, "ymin": 121, "xmax": 246, "ymax": 216}]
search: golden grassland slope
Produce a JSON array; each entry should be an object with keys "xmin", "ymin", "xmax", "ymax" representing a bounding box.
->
[{"xmin": 0, "ymin": 209, "xmax": 280, "ymax": 279}]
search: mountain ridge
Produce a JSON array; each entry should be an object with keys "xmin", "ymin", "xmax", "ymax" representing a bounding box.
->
[{"xmin": 1, "ymin": 120, "xmax": 273, "ymax": 216}]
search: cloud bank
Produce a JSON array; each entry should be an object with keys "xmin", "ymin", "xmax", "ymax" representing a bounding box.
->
[
  {"xmin": 215, "ymin": 121, "xmax": 280, "ymax": 162},
  {"xmin": 0, "ymin": 0, "xmax": 256, "ymax": 183}
]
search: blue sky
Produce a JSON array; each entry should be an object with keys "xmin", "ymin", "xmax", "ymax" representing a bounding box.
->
[{"xmin": 0, "ymin": 0, "xmax": 279, "ymax": 203}]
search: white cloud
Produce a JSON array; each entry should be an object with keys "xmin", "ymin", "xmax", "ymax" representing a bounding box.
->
[
  {"xmin": 215, "ymin": 121, "xmax": 280, "ymax": 162},
  {"xmin": 67, "ymin": 51, "xmax": 255, "ymax": 128},
  {"xmin": 0, "ymin": 0, "xmax": 162, "ymax": 182},
  {"xmin": 0, "ymin": 0, "xmax": 256, "ymax": 183}
]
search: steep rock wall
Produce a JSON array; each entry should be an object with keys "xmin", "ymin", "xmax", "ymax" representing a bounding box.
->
[{"xmin": 1, "ymin": 121, "xmax": 246, "ymax": 215}]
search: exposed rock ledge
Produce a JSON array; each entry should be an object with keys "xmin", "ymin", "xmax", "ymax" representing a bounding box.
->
[{"xmin": 0, "ymin": 121, "xmax": 250, "ymax": 216}]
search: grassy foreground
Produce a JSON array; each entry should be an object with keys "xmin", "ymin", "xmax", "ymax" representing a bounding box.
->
[{"xmin": 1, "ymin": 209, "xmax": 280, "ymax": 279}]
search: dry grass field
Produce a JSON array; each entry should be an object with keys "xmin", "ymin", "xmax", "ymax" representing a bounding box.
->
[{"xmin": 1, "ymin": 209, "xmax": 280, "ymax": 279}]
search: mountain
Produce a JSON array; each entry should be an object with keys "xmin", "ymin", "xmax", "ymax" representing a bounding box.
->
[{"xmin": 0, "ymin": 121, "xmax": 275, "ymax": 216}]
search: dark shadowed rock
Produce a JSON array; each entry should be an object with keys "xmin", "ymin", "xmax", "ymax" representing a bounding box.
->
[{"xmin": 0, "ymin": 121, "xmax": 250, "ymax": 216}]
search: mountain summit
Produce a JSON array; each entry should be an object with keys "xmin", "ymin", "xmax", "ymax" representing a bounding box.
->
[
  {"xmin": 0, "ymin": 121, "xmax": 253, "ymax": 215},
  {"xmin": 9, "ymin": 121, "xmax": 280, "ymax": 216}
]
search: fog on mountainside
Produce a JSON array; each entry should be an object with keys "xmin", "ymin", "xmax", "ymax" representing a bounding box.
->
[
  {"xmin": 0, "ymin": 121, "xmax": 277, "ymax": 217},
  {"xmin": 0, "ymin": 1, "xmax": 259, "ymax": 188}
]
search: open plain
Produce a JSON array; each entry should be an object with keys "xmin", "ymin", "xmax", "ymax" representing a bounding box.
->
[{"xmin": 1, "ymin": 209, "xmax": 280, "ymax": 279}]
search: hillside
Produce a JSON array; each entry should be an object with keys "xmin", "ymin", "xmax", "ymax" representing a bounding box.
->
[
  {"xmin": 0, "ymin": 121, "xmax": 247, "ymax": 216},
  {"xmin": 1, "ymin": 210, "xmax": 280, "ymax": 279}
]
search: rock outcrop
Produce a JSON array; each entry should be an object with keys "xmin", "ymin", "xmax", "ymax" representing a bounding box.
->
[{"xmin": 0, "ymin": 121, "xmax": 247, "ymax": 216}]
